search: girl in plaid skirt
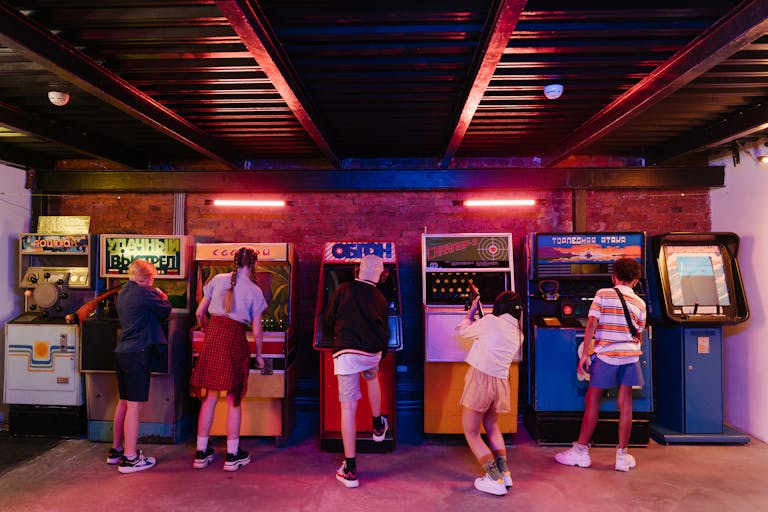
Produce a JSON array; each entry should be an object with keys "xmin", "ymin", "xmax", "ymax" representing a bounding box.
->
[{"xmin": 190, "ymin": 247, "xmax": 267, "ymax": 471}]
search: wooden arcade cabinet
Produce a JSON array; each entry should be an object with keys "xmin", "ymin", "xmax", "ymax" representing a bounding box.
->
[
  {"xmin": 81, "ymin": 234, "xmax": 194, "ymax": 443},
  {"xmin": 190, "ymin": 242, "xmax": 298, "ymax": 445}
]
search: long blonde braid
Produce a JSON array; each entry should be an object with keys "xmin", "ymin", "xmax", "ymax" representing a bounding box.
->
[{"xmin": 223, "ymin": 247, "xmax": 258, "ymax": 313}]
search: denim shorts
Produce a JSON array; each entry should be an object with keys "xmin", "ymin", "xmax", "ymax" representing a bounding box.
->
[{"xmin": 588, "ymin": 357, "xmax": 644, "ymax": 389}]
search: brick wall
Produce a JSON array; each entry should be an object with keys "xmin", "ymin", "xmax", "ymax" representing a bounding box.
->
[{"xmin": 47, "ymin": 188, "xmax": 711, "ymax": 395}]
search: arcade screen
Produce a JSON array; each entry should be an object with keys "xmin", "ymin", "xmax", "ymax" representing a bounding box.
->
[
  {"xmin": 534, "ymin": 233, "xmax": 644, "ymax": 277},
  {"xmin": 317, "ymin": 263, "xmax": 400, "ymax": 348},
  {"xmin": 664, "ymin": 245, "xmax": 731, "ymax": 308},
  {"xmin": 321, "ymin": 264, "xmax": 400, "ymax": 314},
  {"xmin": 111, "ymin": 278, "xmax": 189, "ymax": 311},
  {"xmin": 198, "ymin": 262, "xmax": 291, "ymax": 331}
]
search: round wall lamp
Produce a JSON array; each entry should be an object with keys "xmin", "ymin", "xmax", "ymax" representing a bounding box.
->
[
  {"xmin": 543, "ymin": 84, "xmax": 564, "ymax": 100},
  {"xmin": 47, "ymin": 91, "xmax": 70, "ymax": 107}
]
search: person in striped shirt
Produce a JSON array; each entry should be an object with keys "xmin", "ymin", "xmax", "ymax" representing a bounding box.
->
[{"xmin": 555, "ymin": 257, "xmax": 646, "ymax": 472}]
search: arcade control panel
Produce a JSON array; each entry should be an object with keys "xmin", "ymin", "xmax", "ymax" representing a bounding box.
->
[
  {"xmin": 20, "ymin": 267, "xmax": 93, "ymax": 317},
  {"xmin": 21, "ymin": 267, "xmax": 91, "ymax": 289}
]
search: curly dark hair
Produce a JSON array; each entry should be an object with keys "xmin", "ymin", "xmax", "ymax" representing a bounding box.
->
[
  {"xmin": 492, "ymin": 290, "xmax": 523, "ymax": 319},
  {"xmin": 613, "ymin": 257, "xmax": 642, "ymax": 282}
]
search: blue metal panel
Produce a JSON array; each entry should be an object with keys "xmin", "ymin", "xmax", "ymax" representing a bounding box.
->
[
  {"xmin": 684, "ymin": 328, "xmax": 723, "ymax": 433},
  {"xmin": 534, "ymin": 326, "xmax": 653, "ymax": 413}
]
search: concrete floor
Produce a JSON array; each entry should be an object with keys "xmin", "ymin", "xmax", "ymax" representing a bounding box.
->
[{"xmin": 1, "ymin": 412, "xmax": 767, "ymax": 512}]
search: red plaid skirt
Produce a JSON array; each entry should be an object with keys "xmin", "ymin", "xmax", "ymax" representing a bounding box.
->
[{"xmin": 190, "ymin": 315, "xmax": 249, "ymax": 406}]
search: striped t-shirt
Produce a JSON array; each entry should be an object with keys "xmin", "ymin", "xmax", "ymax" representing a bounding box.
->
[{"xmin": 589, "ymin": 285, "xmax": 646, "ymax": 364}]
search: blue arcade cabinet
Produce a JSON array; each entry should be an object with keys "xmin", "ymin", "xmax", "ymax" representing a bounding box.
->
[
  {"xmin": 523, "ymin": 232, "xmax": 653, "ymax": 445},
  {"xmin": 647, "ymin": 233, "xmax": 750, "ymax": 444}
]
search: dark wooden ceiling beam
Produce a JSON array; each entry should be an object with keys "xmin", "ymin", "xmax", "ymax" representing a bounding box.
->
[
  {"xmin": 441, "ymin": 0, "xmax": 527, "ymax": 167},
  {"xmin": 0, "ymin": 101, "xmax": 144, "ymax": 168},
  {"xmin": 648, "ymin": 101, "xmax": 768, "ymax": 164},
  {"xmin": 217, "ymin": 0, "xmax": 341, "ymax": 168},
  {"xmin": 35, "ymin": 166, "xmax": 724, "ymax": 194},
  {"xmin": 0, "ymin": 140, "xmax": 55, "ymax": 170},
  {"xmin": 541, "ymin": 0, "xmax": 768, "ymax": 167},
  {"xmin": 0, "ymin": 2, "xmax": 240, "ymax": 170}
]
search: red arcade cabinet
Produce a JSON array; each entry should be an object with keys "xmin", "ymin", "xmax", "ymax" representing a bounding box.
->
[{"xmin": 313, "ymin": 241, "xmax": 403, "ymax": 452}]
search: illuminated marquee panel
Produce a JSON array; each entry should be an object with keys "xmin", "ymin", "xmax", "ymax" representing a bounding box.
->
[
  {"xmin": 100, "ymin": 234, "xmax": 188, "ymax": 279},
  {"xmin": 533, "ymin": 232, "xmax": 644, "ymax": 278},
  {"xmin": 322, "ymin": 241, "xmax": 397, "ymax": 263},
  {"xmin": 194, "ymin": 243, "xmax": 288, "ymax": 262}
]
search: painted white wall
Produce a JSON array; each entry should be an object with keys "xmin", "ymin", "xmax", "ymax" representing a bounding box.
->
[
  {"xmin": 710, "ymin": 145, "xmax": 768, "ymax": 443},
  {"xmin": 0, "ymin": 164, "xmax": 31, "ymax": 426}
]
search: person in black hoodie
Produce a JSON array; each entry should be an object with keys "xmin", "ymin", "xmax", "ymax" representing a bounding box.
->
[{"xmin": 324, "ymin": 254, "xmax": 389, "ymax": 488}]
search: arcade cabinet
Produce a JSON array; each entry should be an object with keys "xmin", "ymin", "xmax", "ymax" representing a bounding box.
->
[
  {"xmin": 313, "ymin": 241, "xmax": 402, "ymax": 452},
  {"xmin": 422, "ymin": 233, "xmax": 518, "ymax": 434},
  {"xmin": 81, "ymin": 234, "xmax": 194, "ymax": 443},
  {"xmin": 647, "ymin": 232, "xmax": 750, "ymax": 444},
  {"xmin": 4, "ymin": 232, "xmax": 97, "ymax": 436},
  {"xmin": 191, "ymin": 242, "xmax": 298, "ymax": 445},
  {"xmin": 524, "ymin": 232, "xmax": 653, "ymax": 445}
]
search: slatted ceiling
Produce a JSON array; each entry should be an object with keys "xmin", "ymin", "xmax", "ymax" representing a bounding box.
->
[
  {"xmin": 590, "ymin": 37, "xmax": 768, "ymax": 159},
  {"xmin": 459, "ymin": 1, "xmax": 744, "ymax": 158},
  {"xmin": 0, "ymin": 0, "xmax": 765, "ymax": 172},
  {"xmin": 256, "ymin": 0, "xmax": 490, "ymax": 158}
]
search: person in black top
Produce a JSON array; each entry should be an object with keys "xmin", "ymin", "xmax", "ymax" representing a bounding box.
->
[
  {"xmin": 107, "ymin": 259, "xmax": 171, "ymax": 474},
  {"xmin": 323, "ymin": 254, "xmax": 389, "ymax": 488}
]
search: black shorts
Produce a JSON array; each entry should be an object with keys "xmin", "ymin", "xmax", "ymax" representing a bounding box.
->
[{"xmin": 115, "ymin": 349, "xmax": 152, "ymax": 402}]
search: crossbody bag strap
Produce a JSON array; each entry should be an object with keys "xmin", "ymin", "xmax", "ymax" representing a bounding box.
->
[{"xmin": 614, "ymin": 287, "xmax": 639, "ymax": 338}]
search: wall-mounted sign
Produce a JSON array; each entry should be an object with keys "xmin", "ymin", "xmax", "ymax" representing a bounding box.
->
[
  {"xmin": 100, "ymin": 235, "xmax": 188, "ymax": 278},
  {"xmin": 36, "ymin": 216, "xmax": 90, "ymax": 235}
]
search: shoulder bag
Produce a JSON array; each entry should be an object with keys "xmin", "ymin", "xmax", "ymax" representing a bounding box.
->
[{"xmin": 614, "ymin": 287, "xmax": 639, "ymax": 339}]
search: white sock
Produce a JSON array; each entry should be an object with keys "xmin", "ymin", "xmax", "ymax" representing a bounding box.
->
[
  {"xmin": 617, "ymin": 447, "xmax": 628, "ymax": 455},
  {"xmin": 574, "ymin": 442, "xmax": 589, "ymax": 452},
  {"xmin": 227, "ymin": 438, "xmax": 239, "ymax": 455},
  {"xmin": 196, "ymin": 436, "xmax": 209, "ymax": 452}
]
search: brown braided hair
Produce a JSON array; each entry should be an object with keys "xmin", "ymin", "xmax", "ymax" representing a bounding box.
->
[{"xmin": 223, "ymin": 247, "xmax": 258, "ymax": 313}]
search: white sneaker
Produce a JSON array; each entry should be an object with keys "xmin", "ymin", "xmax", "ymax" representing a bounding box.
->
[
  {"xmin": 117, "ymin": 451, "xmax": 156, "ymax": 474},
  {"xmin": 474, "ymin": 474, "xmax": 507, "ymax": 496},
  {"xmin": 335, "ymin": 462, "xmax": 359, "ymax": 488},
  {"xmin": 615, "ymin": 452, "xmax": 637, "ymax": 472},
  {"xmin": 372, "ymin": 416, "xmax": 389, "ymax": 442},
  {"xmin": 555, "ymin": 444, "xmax": 592, "ymax": 468}
]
